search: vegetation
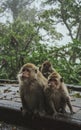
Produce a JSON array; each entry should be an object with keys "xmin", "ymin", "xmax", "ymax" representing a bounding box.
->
[{"xmin": 0, "ymin": 0, "xmax": 81, "ymax": 85}]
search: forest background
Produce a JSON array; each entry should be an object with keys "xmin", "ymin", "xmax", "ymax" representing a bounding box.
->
[{"xmin": 0, "ymin": 0, "xmax": 81, "ymax": 85}]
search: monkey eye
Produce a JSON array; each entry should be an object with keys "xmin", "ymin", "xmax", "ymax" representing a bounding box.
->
[
  {"xmin": 49, "ymin": 78, "xmax": 57, "ymax": 82},
  {"xmin": 35, "ymin": 69, "xmax": 37, "ymax": 73},
  {"xmin": 43, "ymin": 64, "xmax": 46, "ymax": 67},
  {"xmin": 60, "ymin": 77, "xmax": 63, "ymax": 82},
  {"xmin": 22, "ymin": 68, "xmax": 30, "ymax": 72},
  {"xmin": 54, "ymin": 79, "xmax": 58, "ymax": 84}
]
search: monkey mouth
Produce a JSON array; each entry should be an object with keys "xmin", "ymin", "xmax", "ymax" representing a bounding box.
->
[
  {"xmin": 48, "ymin": 82, "xmax": 56, "ymax": 89},
  {"xmin": 21, "ymin": 75, "xmax": 29, "ymax": 80},
  {"xmin": 48, "ymin": 83, "xmax": 53, "ymax": 87}
]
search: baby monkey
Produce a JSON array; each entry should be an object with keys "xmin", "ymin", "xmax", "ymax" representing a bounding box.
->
[{"xmin": 45, "ymin": 72, "xmax": 74, "ymax": 116}]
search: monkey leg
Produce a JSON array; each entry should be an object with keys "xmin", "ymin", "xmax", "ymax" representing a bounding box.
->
[
  {"xmin": 20, "ymin": 96, "xmax": 33, "ymax": 116},
  {"xmin": 49, "ymin": 99, "xmax": 58, "ymax": 117}
]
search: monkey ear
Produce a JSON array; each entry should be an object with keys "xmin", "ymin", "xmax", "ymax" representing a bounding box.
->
[
  {"xmin": 60, "ymin": 77, "xmax": 63, "ymax": 82},
  {"xmin": 39, "ymin": 66, "xmax": 41, "ymax": 71},
  {"xmin": 35, "ymin": 69, "xmax": 37, "ymax": 73}
]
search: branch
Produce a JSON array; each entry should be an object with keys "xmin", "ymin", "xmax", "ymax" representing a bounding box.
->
[
  {"xmin": 60, "ymin": 7, "xmax": 74, "ymax": 41},
  {"xmin": 24, "ymin": 35, "xmax": 34, "ymax": 51},
  {"xmin": 10, "ymin": 36, "xmax": 18, "ymax": 48},
  {"xmin": 22, "ymin": 0, "xmax": 34, "ymax": 6},
  {"xmin": 24, "ymin": 26, "xmax": 40, "ymax": 51},
  {"xmin": 76, "ymin": 21, "xmax": 81, "ymax": 41}
]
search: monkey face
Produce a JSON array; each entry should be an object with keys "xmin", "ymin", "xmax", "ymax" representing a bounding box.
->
[
  {"xmin": 48, "ymin": 78, "xmax": 59, "ymax": 89},
  {"xmin": 48, "ymin": 72, "xmax": 62, "ymax": 89},
  {"xmin": 43, "ymin": 61, "xmax": 51, "ymax": 71},
  {"xmin": 18, "ymin": 63, "xmax": 38, "ymax": 83},
  {"xmin": 22, "ymin": 67, "xmax": 32, "ymax": 79}
]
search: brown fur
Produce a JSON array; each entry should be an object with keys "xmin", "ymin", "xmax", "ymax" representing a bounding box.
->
[
  {"xmin": 44, "ymin": 72, "xmax": 74, "ymax": 115},
  {"xmin": 17, "ymin": 63, "xmax": 48, "ymax": 116}
]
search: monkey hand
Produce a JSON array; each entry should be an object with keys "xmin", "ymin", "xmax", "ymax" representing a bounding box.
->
[
  {"xmin": 20, "ymin": 107, "xmax": 30, "ymax": 116},
  {"xmin": 21, "ymin": 108, "xmax": 28, "ymax": 116},
  {"xmin": 52, "ymin": 111, "xmax": 58, "ymax": 118}
]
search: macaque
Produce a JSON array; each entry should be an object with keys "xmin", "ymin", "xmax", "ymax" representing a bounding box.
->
[
  {"xmin": 44, "ymin": 72, "xmax": 74, "ymax": 116},
  {"xmin": 39, "ymin": 61, "xmax": 56, "ymax": 78},
  {"xmin": 17, "ymin": 63, "xmax": 48, "ymax": 116}
]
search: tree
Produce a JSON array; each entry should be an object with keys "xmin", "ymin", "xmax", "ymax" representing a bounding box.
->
[
  {"xmin": 0, "ymin": 20, "xmax": 81, "ymax": 85},
  {"xmin": 0, "ymin": 0, "xmax": 62, "ymax": 43},
  {"xmin": 42, "ymin": 0, "xmax": 81, "ymax": 42},
  {"xmin": 0, "ymin": 18, "xmax": 41, "ymax": 79},
  {"xmin": 0, "ymin": 0, "xmax": 35, "ymax": 20}
]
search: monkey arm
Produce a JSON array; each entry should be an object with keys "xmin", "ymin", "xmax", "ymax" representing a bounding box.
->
[
  {"xmin": 44, "ymin": 88, "xmax": 56, "ymax": 115},
  {"xmin": 21, "ymin": 95, "xmax": 27, "ymax": 109},
  {"xmin": 49, "ymin": 98, "xmax": 57, "ymax": 114},
  {"xmin": 20, "ymin": 94, "xmax": 29, "ymax": 116},
  {"xmin": 66, "ymin": 96, "xmax": 74, "ymax": 114}
]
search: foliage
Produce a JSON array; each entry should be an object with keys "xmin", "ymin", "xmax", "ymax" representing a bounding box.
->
[
  {"xmin": 0, "ymin": 21, "xmax": 81, "ymax": 86},
  {"xmin": 0, "ymin": 0, "xmax": 81, "ymax": 86},
  {"xmin": 0, "ymin": 0, "xmax": 35, "ymax": 20},
  {"xmin": 0, "ymin": 19, "xmax": 41, "ymax": 79},
  {"xmin": 42, "ymin": 0, "xmax": 81, "ymax": 42},
  {"xmin": 36, "ymin": 39, "xmax": 81, "ymax": 85},
  {"xmin": 72, "ymin": 93, "xmax": 81, "ymax": 98}
]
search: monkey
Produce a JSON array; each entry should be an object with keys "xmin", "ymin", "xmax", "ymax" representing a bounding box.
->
[
  {"xmin": 39, "ymin": 60, "xmax": 56, "ymax": 78},
  {"xmin": 44, "ymin": 72, "xmax": 74, "ymax": 116},
  {"xmin": 17, "ymin": 63, "xmax": 48, "ymax": 116}
]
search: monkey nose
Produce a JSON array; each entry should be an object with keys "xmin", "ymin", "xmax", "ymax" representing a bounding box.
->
[{"xmin": 48, "ymin": 82, "xmax": 51, "ymax": 86}]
